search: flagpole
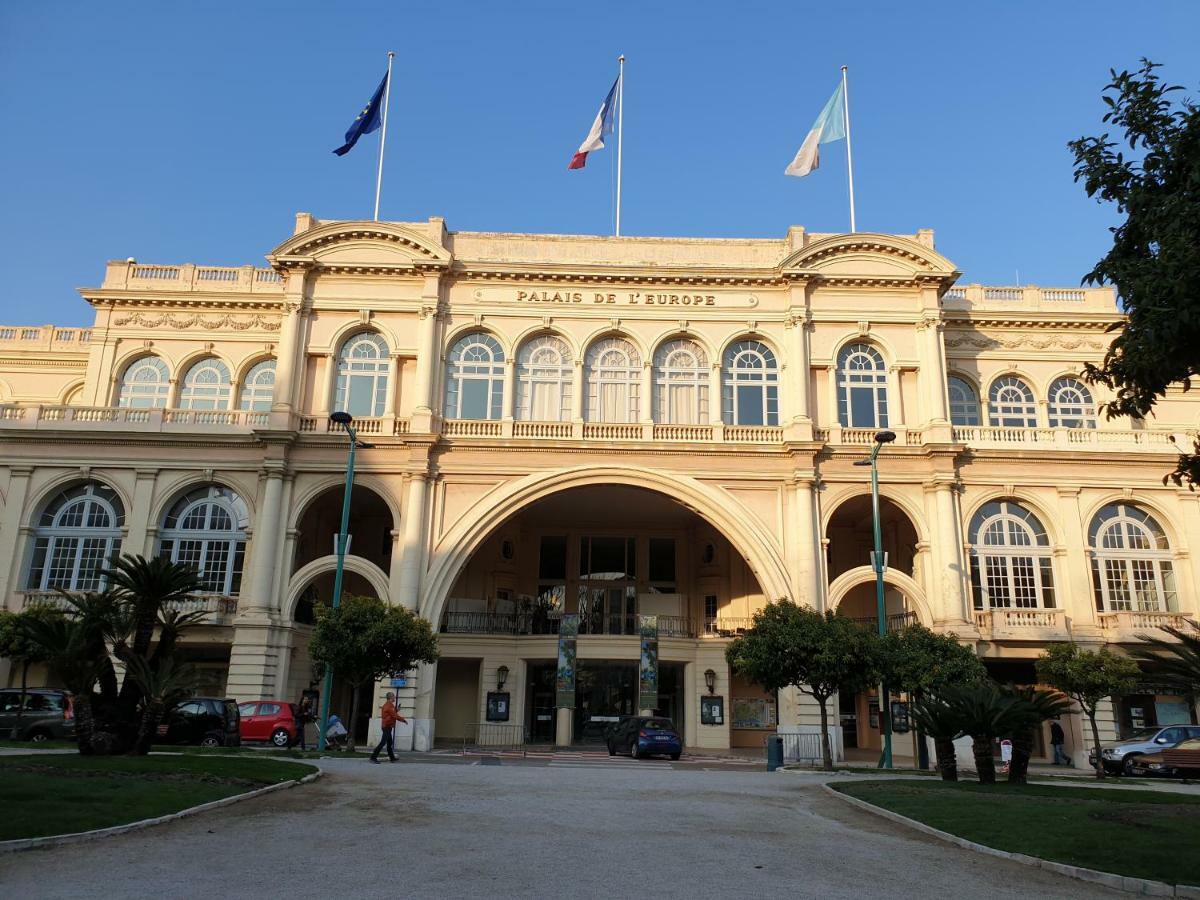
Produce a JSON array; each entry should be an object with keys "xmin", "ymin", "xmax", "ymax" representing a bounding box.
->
[
  {"xmin": 373, "ymin": 51, "xmax": 395, "ymax": 222},
  {"xmin": 615, "ymin": 55, "xmax": 624, "ymax": 237},
  {"xmin": 841, "ymin": 65, "xmax": 856, "ymax": 233}
]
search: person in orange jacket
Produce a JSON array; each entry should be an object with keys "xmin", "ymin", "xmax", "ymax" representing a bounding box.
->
[{"xmin": 370, "ymin": 691, "xmax": 407, "ymax": 763}]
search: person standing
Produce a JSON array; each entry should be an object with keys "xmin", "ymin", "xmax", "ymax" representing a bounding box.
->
[
  {"xmin": 1050, "ymin": 720, "xmax": 1071, "ymax": 766},
  {"xmin": 370, "ymin": 691, "xmax": 407, "ymax": 763},
  {"xmin": 294, "ymin": 695, "xmax": 313, "ymax": 750}
]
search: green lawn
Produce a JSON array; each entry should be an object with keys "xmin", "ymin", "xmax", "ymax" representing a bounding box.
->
[
  {"xmin": 0, "ymin": 753, "xmax": 317, "ymax": 842},
  {"xmin": 835, "ymin": 780, "xmax": 1200, "ymax": 886}
]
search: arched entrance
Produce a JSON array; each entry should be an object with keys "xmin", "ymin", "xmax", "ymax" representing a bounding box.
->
[
  {"xmin": 428, "ymin": 477, "xmax": 787, "ymax": 751},
  {"xmin": 293, "ymin": 483, "xmax": 395, "ymax": 577}
]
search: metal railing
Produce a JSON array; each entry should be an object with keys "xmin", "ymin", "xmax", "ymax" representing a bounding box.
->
[
  {"xmin": 462, "ymin": 722, "xmax": 528, "ymax": 753},
  {"xmin": 781, "ymin": 732, "xmax": 825, "ymax": 766},
  {"xmin": 849, "ymin": 611, "xmax": 918, "ymax": 633},
  {"xmin": 702, "ymin": 618, "xmax": 756, "ymax": 637},
  {"xmin": 440, "ymin": 610, "xmax": 696, "ymax": 638}
]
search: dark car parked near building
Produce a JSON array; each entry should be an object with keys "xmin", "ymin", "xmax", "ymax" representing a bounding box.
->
[
  {"xmin": 606, "ymin": 716, "xmax": 682, "ymax": 760},
  {"xmin": 0, "ymin": 688, "xmax": 75, "ymax": 742},
  {"xmin": 156, "ymin": 697, "xmax": 241, "ymax": 748}
]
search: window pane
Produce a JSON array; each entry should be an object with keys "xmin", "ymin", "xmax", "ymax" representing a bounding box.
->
[
  {"xmin": 735, "ymin": 385, "xmax": 764, "ymax": 425},
  {"xmin": 588, "ymin": 537, "xmax": 627, "ymax": 579},
  {"xmin": 460, "ymin": 380, "xmax": 489, "ymax": 419},
  {"xmin": 347, "ymin": 376, "xmax": 375, "ymax": 416},
  {"xmin": 850, "ymin": 388, "xmax": 877, "ymax": 427},
  {"xmin": 539, "ymin": 536, "xmax": 567, "ymax": 580},
  {"xmin": 649, "ymin": 538, "xmax": 676, "ymax": 582}
]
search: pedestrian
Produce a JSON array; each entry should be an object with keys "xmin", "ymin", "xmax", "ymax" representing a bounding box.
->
[
  {"xmin": 294, "ymin": 695, "xmax": 313, "ymax": 750},
  {"xmin": 370, "ymin": 691, "xmax": 406, "ymax": 764},
  {"xmin": 1050, "ymin": 720, "xmax": 1071, "ymax": 766}
]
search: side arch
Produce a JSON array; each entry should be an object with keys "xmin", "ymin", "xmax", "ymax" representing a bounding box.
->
[
  {"xmin": 826, "ymin": 566, "xmax": 931, "ymax": 627},
  {"xmin": 283, "ymin": 555, "xmax": 392, "ymax": 621}
]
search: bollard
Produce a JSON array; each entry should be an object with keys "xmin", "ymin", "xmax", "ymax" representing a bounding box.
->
[{"xmin": 766, "ymin": 735, "xmax": 784, "ymax": 772}]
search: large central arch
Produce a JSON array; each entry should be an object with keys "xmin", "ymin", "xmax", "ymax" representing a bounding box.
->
[{"xmin": 420, "ymin": 465, "xmax": 793, "ymax": 625}]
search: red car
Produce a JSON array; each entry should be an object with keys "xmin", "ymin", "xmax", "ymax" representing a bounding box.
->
[{"xmin": 237, "ymin": 700, "xmax": 299, "ymax": 748}]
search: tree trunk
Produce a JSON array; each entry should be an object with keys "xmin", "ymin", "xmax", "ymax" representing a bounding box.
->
[
  {"xmin": 818, "ymin": 697, "xmax": 833, "ymax": 771},
  {"xmin": 347, "ymin": 682, "xmax": 363, "ymax": 753},
  {"xmin": 972, "ymin": 735, "xmax": 996, "ymax": 784},
  {"xmin": 1008, "ymin": 727, "xmax": 1034, "ymax": 784},
  {"xmin": 132, "ymin": 701, "xmax": 163, "ymax": 756},
  {"xmin": 933, "ymin": 737, "xmax": 958, "ymax": 782},
  {"xmin": 14, "ymin": 660, "xmax": 30, "ymax": 738},
  {"xmin": 1087, "ymin": 709, "xmax": 1106, "ymax": 780},
  {"xmin": 73, "ymin": 693, "xmax": 97, "ymax": 755}
]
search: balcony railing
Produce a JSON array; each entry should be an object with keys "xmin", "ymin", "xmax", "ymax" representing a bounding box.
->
[
  {"xmin": 952, "ymin": 425, "xmax": 1178, "ymax": 451},
  {"xmin": 974, "ymin": 608, "xmax": 1069, "ymax": 638},
  {"xmin": 21, "ymin": 591, "xmax": 238, "ymax": 622},
  {"xmin": 440, "ymin": 610, "xmax": 698, "ymax": 638},
  {"xmin": 0, "ymin": 405, "xmax": 269, "ymax": 432},
  {"xmin": 102, "ymin": 260, "xmax": 284, "ymax": 293},
  {"xmin": 849, "ymin": 611, "xmax": 918, "ymax": 633},
  {"xmin": 1097, "ymin": 610, "xmax": 1194, "ymax": 636}
]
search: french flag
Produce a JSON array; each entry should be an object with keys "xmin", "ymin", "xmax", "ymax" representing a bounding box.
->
[{"xmin": 568, "ymin": 77, "xmax": 619, "ymax": 170}]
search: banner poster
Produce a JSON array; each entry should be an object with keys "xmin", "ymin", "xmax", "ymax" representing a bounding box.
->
[
  {"xmin": 638, "ymin": 615, "xmax": 659, "ymax": 711},
  {"xmin": 555, "ymin": 614, "xmax": 579, "ymax": 708}
]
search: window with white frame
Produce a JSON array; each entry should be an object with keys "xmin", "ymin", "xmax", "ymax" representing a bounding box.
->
[
  {"xmin": 653, "ymin": 339, "xmax": 709, "ymax": 424},
  {"xmin": 837, "ymin": 343, "xmax": 888, "ymax": 428},
  {"xmin": 987, "ymin": 376, "xmax": 1037, "ymax": 427},
  {"xmin": 516, "ymin": 335, "xmax": 572, "ymax": 421},
  {"xmin": 26, "ymin": 482, "xmax": 124, "ymax": 592},
  {"xmin": 178, "ymin": 357, "xmax": 232, "ymax": 410},
  {"xmin": 335, "ymin": 333, "xmax": 389, "ymax": 417},
  {"xmin": 584, "ymin": 337, "xmax": 641, "ymax": 423},
  {"xmin": 968, "ymin": 500, "xmax": 1056, "ymax": 609},
  {"xmin": 158, "ymin": 486, "xmax": 249, "ymax": 595},
  {"xmin": 238, "ymin": 359, "xmax": 276, "ymax": 411},
  {"xmin": 947, "ymin": 376, "xmax": 981, "ymax": 426},
  {"xmin": 1048, "ymin": 377, "xmax": 1096, "ymax": 429},
  {"xmin": 117, "ymin": 356, "xmax": 170, "ymax": 409},
  {"xmin": 444, "ymin": 332, "xmax": 505, "ymax": 420},
  {"xmin": 1089, "ymin": 504, "xmax": 1176, "ymax": 612},
  {"xmin": 722, "ymin": 340, "xmax": 779, "ymax": 426}
]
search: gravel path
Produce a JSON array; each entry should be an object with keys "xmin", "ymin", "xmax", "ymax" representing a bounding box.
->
[{"xmin": 0, "ymin": 758, "xmax": 1128, "ymax": 898}]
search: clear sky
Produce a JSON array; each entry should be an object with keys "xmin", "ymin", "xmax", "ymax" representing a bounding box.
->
[{"xmin": 1, "ymin": 1, "xmax": 1197, "ymax": 326}]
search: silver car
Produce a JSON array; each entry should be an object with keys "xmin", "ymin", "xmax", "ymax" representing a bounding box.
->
[{"xmin": 1089, "ymin": 724, "xmax": 1200, "ymax": 775}]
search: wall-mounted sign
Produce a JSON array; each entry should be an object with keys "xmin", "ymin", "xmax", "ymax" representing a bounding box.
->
[
  {"xmin": 390, "ymin": 676, "xmax": 408, "ymax": 688},
  {"xmin": 890, "ymin": 700, "xmax": 910, "ymax": 734},
  {"xmin": 639, "ymin": 615, "xmax": 659, "ymax": 712},
  {"xmin": 701, "ymin": 695, "xmax": 725, "ymax": 726},
  {"xmin": 470, "ymin": 287, "xmax": 760, "ymax": 308},
  {"xmin": 486, "ymin": 691, "xmax": 510, "ymax": 722},
  {"xmin": 555, "ymin": 614, "xmax": 578, "ymax": 708}
]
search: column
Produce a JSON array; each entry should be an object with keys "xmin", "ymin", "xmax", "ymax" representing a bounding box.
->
[
  {"xmin": 396, "ymin": 474, "xmax": 429, "ymax": 612},
  {"xmin": 411, "ymin": 300, "xmax": 441, "ymax": 432},
  {"xmin": 271, "ymin": 295, "xmax": 305, "ymax": 415},
  {"xmin": 787, "ymin": 314, "xmax": 812, "ymax": 423},
  {"xmin": 321, "ymin": 353, "xmax": 336, "ymax": 414},
  {"xmin": 571, "ymin": 359, "xmax": 585, "ymax": 421},
  {"xmin": 244, "ymin": 467, "xmax": 286, "ymax": 614},
  {"xmin": 917, "ymin": 317, "xmax": 950, "ymax": 426},
  {"xmin": 383, "ymin": 353, "xmax": 400, "ymax": 418},
  {"xmin": 640, "ymin": 361, "xmax": 654, "ymax": 424},
  {"xmin": 501, "ymin": 358, "xmax": 516, "ymax": 433},
  {"xmin": 887, "ymin": 367, "xmax": 904, "ymax": 426},
  {"xmin": 0, "ymin": 467, "xmax": 33, "ymax": 606},
  {"xmin": 1055, "ymin": 487, "xmax": 1096, "ymax": 633},
  {"xmin": 825, "ymin": 365, "xmax": 840, "ymax": 439},
  {"xmin": 932, "ymin": 480, "xmax": 969, "ymax": 623},
  {"xmin": 125, "ymin": 470, "xmax": 158, "ymax": 557},
  {"xmin": 709, "ymin": 363, "xmax": 722, "ymax": 426},
  {"xmin": 793, "ymin": 477, "xmax": 822, "ymax": 609}
]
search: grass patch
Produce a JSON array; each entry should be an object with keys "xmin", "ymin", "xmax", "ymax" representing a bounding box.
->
[
  {"xmin": 0, "ymin": 753, "xmax": 316, "ymax": 842},
  {"xmin": 835, "ymin": 780, "xmax": 1200, "ymax": 885}
]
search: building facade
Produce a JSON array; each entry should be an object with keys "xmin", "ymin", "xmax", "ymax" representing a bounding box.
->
[{"xmin": 1, "ymin": 214, "xmax": 1196, "ymax": 761}]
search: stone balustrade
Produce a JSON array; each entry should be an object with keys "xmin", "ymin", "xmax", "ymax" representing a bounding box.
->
[{"xmin": 100, "ymin": 260, "xmax": 284, "ymax": 293}]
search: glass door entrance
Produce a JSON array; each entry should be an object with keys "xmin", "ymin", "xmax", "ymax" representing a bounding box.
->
[{"xmin": 574, "ymin": 662, "xmax": 638, "ymax": 743}]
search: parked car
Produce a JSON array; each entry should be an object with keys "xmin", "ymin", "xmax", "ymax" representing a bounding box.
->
[
  {"xmin": 156, "ymin": 697, "xmax": 241, "ymax": 748},
  {"xmin": 1089, "ymin": 724, "xmax": 1200, "ymax": 775},
  {"xmin": 606, "ymin": 716, "xmax": 682, "ymax": 760},
  {"xmin": 1128, "ymin": 737, "xmax": 1200, "ymax": 778},
  {"xmin": 0, "ymin": 688, "xmax": 74, "ymax": 742},
  {"xmin": 237, "ymin": 700, "xmax": 299, "ymax": 748}
]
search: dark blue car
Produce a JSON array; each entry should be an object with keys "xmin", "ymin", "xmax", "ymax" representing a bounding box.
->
[{"xmin": 606, "ymin": 716, "xmax": 682, "ymax": 760}]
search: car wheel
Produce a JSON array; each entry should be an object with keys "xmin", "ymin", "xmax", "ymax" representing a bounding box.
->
[
  {"xmin": 28, "ymin": 730, "xmax": 51, "ymax": 743},
  {"xmin": 271, "ymin": 728, "xmax": 291, "ymax": 748},
  {"xmin": 670, "ymin": 752, "xmax": 681, "ymax": 761},
  {"xmin": 1122, "ymin": 756, "xmax": 1140, "ymax": 777},
  {"xmin": 630, "ymin": 741, "xmax": 640, "ymax": 760},
  {"xmin": 607, "ymin": 741, "xmax": 616, "ymax": 757},
  {"xmin": 199, "ymin": 734, "xmax": 222, "ymax": 749}
]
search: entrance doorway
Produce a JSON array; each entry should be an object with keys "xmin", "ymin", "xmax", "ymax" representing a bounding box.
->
[
  {"xmin": 575, "ymin": 662, "xmax": 637, "ymax": 743},
  {"xmin": 525, "ymin": 661, "xmax": 556, "ymax": 744}
]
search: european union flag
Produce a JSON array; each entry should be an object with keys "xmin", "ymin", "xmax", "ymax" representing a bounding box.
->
[{"xmin": 333, "ymin": 71, "xmax": 388, "ymax": 157}]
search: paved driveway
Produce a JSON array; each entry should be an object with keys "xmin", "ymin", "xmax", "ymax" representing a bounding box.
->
[{"xmin": 0, "ymin": 758, "xmax": 1125, "ymax": 899}]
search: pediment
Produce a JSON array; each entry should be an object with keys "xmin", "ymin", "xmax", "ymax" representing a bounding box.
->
[
  {"xmin": 267, "ymin": 221, "xmax": 451, "ymax": 273},
  {"xmin": 780, "ymin": 233, "xmax": 960, "ymax": 285}
]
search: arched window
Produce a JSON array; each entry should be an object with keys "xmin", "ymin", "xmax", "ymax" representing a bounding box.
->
[
  {"xmin": 335, "ymin": 333, "xmax": 389, "ymax": 417},
  {"xmin": 516, "ymin": 335, "xmax": 572, "ymax": 422},
  {"xmin": 837, "ymin": 343, "xmax": 888, "ymax": 428},
  {"xmin": 968, "ymin": 500, "xmax": 1056, "ymax": 609},
  {"xmin": 1089, "ymin": 504, "xmax": 1176, "ymax": 612},
  {"xmin": 26, "ymin": 482, "xmax": 124, "ymax": 592},
  {"xmin": 585, "ymin": 337, "xmax": 642, "ymax": 423},
  {"xmin": 239, "ymin": 359, "xmax": 276, "ymax": 411},
  {"xmin": 117, "ymin": 356, "xmax": 170, "ymax": 409},
  {"xmin": 947, "ymin": 376, "xmax": 981, "ymax": 426},
  {"xmin": 158, "ymin": 486, "xmax": 249, "ymax": 596},
  {"xmin": 178, "ymin": 357, "xmax": 232, "ymax": 410},
  {"xmin": 1048, "ymin": 377, "xmax": 1096, "ymax": 429},
  {"xmin": 723, "ymin": 341, "xmax": 779, "ymax": 426},
  {"xmin": 654, "ymin": 339, "xmax": 709, "ymax": 424},
  {"xmin": 988, "ymin": 376, "xmax": 1037, "ymax": 427},
  {"xmin": 444, "ymin": 332, "xmax": 505, "ymax": 420}
]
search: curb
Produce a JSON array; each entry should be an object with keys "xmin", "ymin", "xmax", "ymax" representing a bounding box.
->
[
  {"xmin": 0, "ymin": 767, "xmax": 323, "ymax": 854},
  {"xmin": 823, "ymin": 783, "xmax": 1198, "ymax": 897}
]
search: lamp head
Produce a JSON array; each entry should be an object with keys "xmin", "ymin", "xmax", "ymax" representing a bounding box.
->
[
  {"xmin": 496, "ymin": 664, "xmax": 509, "ymax": 690},
  {"xmin": 329, "ymin": 411, "xmax": 353, "ymax": 426},
  {"xmin": 874, "ymin": 430, "xmax": 897, "ymax": 444},
  {"xmin": 704, "ymin": 668, "xmax": 717, "ymax": 694}
]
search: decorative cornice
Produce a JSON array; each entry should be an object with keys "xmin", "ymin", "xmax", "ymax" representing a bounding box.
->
[
  {"xmin": 944, "ymin": 331, "xmax": 1110, "ymax": 352},
  {"xmin": 112, "ymin": 312, "xmax": 282, "ymax": 332}
]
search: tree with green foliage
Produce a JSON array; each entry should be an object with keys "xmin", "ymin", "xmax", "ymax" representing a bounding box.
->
[
  {"xmin": 1036, "ymin": 643, "xmax": 1141, "ymax": 778},
  {"xmin": 879, "ymin": 625, "xmax": 988, "ymax": 699},
  {"xmin": 942, "ymin": 681, "xmax": 1032, "ymax": 785},
  {"xmin": 725, "ymin": 602, "xmax": 881, "ymax": 771},
  {"xmin": 309, "ymin": 594, "xmax": 439, "ymax": 751},
  {"xmin": 1004, "ymin": 687, "xmax": 1073, "ymax": 785},
  {"xmin": 1069, "ymin": 60, "xmax": 1200, "ymax": 487},
  {"xmin": 0, "ymin": 605, "xmax": 65, "ymax": 738},
  {"xmin": 1128, "ymin": 623, "xmax": 1200, "ymax": 695},
  {"xmin": 908, "ymin": 693, "xmax": 965, "ymax": 782}
]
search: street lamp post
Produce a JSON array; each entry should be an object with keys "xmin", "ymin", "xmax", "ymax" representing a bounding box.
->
[
  {"xmin": 855, "ymin": 429, "xmax": 896, "ymax": 769},
  {"xmin": 316, "ymin": 411, "xmax": 366, "ymax": 751}
]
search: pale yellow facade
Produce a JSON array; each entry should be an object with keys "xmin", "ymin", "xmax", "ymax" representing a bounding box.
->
[{"xmin": 1, "ymin": 214, "xmax": 1196, "ymax": 761}]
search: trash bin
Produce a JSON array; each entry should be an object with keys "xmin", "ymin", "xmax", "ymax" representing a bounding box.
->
[{"xmin": 767, "ymin": 735, "xmax": 784, "ymax": 772}]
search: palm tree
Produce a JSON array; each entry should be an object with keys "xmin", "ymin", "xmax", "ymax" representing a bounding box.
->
[
  {"xmin": 909, "ymin": 694, "xmax": 964, "ymax": 781},
  {"xmin": 104, "ymin": 555, "xmax": 204, "ymax": 664},
  {"xmin": 20, "ymin": 615, "xmax": 106, "ymax": 753},
  {"xmin": 125, "ymin": 656, "xmax": 199, "ymax": 755},
  {"xmin": 946, "ymin": 682, "xmax": 1028, "ymax": 785},
  {"xmin": 1005, "ymin": 687, "xmax": 1072, "ymax": 785},
  {"xmin": 1129, "ymin": 624, "xmax": 1200, "ymax": 694}
]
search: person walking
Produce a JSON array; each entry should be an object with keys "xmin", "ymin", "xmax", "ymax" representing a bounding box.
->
[
  {"xmin": 294, "ymin": 695, "xmax": 313, "ymax": 750},
  {"xmin": 1050, "ymin": 720, "xmax": 1071, "ymax": 766},
  {"xmin": 370, "ymin": 691, "xmax": 406, "ymax": 764}
]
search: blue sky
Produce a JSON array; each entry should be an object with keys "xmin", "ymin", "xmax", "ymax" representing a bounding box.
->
[{"xmin": 1, "ymin": 1, "xmax": 1197, "ymax": 326}]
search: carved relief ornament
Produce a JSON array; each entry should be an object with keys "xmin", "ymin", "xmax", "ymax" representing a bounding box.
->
[{"xmin": 113, "ymin": 312, "xmax": 282, "ymax": 332}]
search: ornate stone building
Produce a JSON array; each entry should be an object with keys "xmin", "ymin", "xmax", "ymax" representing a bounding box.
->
[{"xmin": 1, "ymin": 214, "xmax": 1195, "ymax": 760}]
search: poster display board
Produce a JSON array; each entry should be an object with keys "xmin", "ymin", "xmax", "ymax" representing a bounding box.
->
[
  {"xmin": 638, "ymin": 615, "xmax": 659, "ymax": 711},
  {"xmin": 555, "ymin": 614, "xmax": 578, "ymax": 709},
  {"xmin": 701, "ymin": 695, "xmax": 725, "ymax": 726},
  {"xmin": 486, "ymin": 691, "xmax": 510, "ymax": 722}
]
